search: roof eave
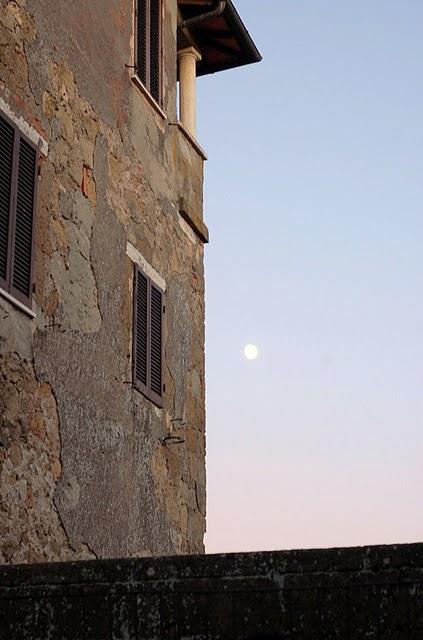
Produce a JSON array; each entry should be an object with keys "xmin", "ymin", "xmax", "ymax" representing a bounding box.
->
[{"xmin": 178, "ymin": 0, "xmax": 262, "ymax": 77}]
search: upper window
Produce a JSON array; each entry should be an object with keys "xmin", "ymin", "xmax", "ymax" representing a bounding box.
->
[
  {"xmin": 133, "ymin": 264, "xmax": 164, "ymax": 407},
  {"xmin": 136, "ymin": 0, "xmax": 162, "ymax": 105},
  {"xmin": 0, "ymin": 112, "xmax": 38, "ymax": 309}
]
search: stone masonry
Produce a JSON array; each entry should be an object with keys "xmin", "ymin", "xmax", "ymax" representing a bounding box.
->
[{"xmin": 0, "ymin": 0, "xmax": 207, "ymax": 562}]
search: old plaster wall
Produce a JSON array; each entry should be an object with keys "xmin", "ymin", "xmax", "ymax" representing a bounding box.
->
[{"xmin": 0, "ymin": 0, "xmax": 207, "ymax": 563}]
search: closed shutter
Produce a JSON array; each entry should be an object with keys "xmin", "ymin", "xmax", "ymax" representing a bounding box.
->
[
  {"xmin": 149, "ymin": 0, "xmax": 161, "ymax": 104},
  {"xmin": 0, "ymin": 111, "xmax": 37, "ymax": 308},
  {"xmin": 133, "ymin": 265, "xmax": 164, "ymax": 407},
  {"xmin": 135, "ymin": 0, "xmax": 162, "ymax": 105},
  {"xmin": 136, "ymin": 0, "xmax": 148, "ymax": 87},
  {"xmin": 150, "ymin": 283, "xmax": 162, "ymax": 400},
  {"xmin": 0, "ymin": 115, "xmax": 15, "ymax": 288},
  {"xmin": 134, "ymin": 267, "xmax": 148, "ymax": 393},
  {"xmin": 11, "ymin": 138, "xmax": 37, "ymax": 304}
]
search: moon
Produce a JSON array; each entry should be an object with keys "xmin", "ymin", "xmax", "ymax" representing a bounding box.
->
[{"xmin": 244, "ymin": 344, "xmax": 258, "ymax": 360}]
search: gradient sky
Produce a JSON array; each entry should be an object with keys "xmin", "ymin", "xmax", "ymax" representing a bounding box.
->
[{"xmin": 197, "ymin": 1, "xmax": 423, "ymax": 554}]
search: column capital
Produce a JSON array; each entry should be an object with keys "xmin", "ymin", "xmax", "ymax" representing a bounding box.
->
[{"xmin": 177, "ymin": 46, "xmax": 202, "ymax": 63}]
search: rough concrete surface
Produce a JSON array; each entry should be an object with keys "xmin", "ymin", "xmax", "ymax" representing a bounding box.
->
[
  {"xmin": 0, "ymin": 0, "xmax": 207, "ymax": 562},
  {"xmin": 1, "ymin": 543, "xmax": 423, "ymax": 639}
]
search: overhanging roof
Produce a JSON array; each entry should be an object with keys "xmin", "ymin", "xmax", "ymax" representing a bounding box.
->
[{"xmin": 177, "ymin": 0, "xmax": 262, "ymax": 76}]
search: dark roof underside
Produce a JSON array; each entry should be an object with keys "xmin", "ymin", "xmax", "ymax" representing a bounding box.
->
[{"xmin": 178, "ymin": 0, "xmax": 262, "ymax": 76}]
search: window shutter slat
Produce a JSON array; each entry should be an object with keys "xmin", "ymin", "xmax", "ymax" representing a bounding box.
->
[
  {"xmin": 150, "ymin": 284, "xmax": 162, "ymax": 398},
  {"xmin": 0, "ymin": 115, "xmax": 15, "ymax": 286},
  {"xmin": 136, "ymin": 0, "xmax": 161, "ymax": 105},
  {"xmin": 11, "ymin": 139, "xmax": 36, "ymax": 301},
  {"xmin": 136, "ymin": 0, "xmax": 148, "ymax": 87},
  {"xmin": 149, "ymin": 0, "xmax": 161, "ymax": 103},
  {"xmin": 134, "ymin": 268, "xmax": 148, "ymax": 387}
]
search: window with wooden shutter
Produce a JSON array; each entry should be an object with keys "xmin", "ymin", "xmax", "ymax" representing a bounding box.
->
[
  {"xmin": 136, "ymin": 0, "xmax": 162, "ymax": 105},
  {"xmin": 0, "ymin": 111, "xmax": 38, "ymax": 309},
  {"xmin": 133, "ymin": 264, "xmax": 164, "ymax": 407}
]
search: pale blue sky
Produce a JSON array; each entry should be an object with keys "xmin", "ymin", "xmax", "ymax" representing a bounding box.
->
[{"xmin": 198, "ymin": 1, "xmax": 423, "ymax": 553}]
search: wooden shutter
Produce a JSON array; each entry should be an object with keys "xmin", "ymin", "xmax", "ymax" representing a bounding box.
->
[
  {"xmin": 133, "ymin": 266, "xmax": 149, "ymax": 395},
  {"xmin": 0, "ymin": 111, "xmax": 37, "ymax": 308},
  {"xmin": 149, "ymin": 282, "xmax": 163, "ymax": 403},
  {"xmin": 0, "ymin": 115, "xmax": 15, "ymax": 289},
  {"xmin": 136, "ymin": 0, "xmax": 148, "ymax": 87},
  {"xmin": 133, "ymin": 265, "xmax": 164, "ymax": 407},
  {"xmin": 135, "ymin": 0, "xmax": 162, "ymax": 105},
  {"xmin": 11, "ymin": 138, "xmax": 37, "ymax": 305},
  {"xmin": 149, "ymin": 0, "xmax": 161, "ymax": 104}
]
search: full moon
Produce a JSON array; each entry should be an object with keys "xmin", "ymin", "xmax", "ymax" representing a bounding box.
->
[{"xmin": 244, "ymin": 344, "xmax": 258, "ymax": 360}]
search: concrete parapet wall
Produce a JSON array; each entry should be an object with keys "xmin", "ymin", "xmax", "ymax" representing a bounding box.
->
[{"xmin": 1, "ymin": 542, "xmax": 423, "ymax": 638}]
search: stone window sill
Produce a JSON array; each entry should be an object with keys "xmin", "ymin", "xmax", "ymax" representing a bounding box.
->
[
  {"xmin": 0, "ymin": 287, "xmax": 36, "ymax": 318},
  {"xmin": 131, "ymin": 75, "xmax": 167, "ymax": 122}
]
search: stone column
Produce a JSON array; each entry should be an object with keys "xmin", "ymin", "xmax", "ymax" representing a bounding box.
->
[{"xmin": 178, "ymin": 46, "xmax": 202, "ymax": 138}]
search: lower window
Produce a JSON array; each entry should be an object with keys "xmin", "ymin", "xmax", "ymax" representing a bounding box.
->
[
  {"xmin": 132, "ymin": 264, "xmax": 164, "ymax": 407},
  {"xmin": 0, "ymin": 110, "xmax": 38, "ymax": 309}
]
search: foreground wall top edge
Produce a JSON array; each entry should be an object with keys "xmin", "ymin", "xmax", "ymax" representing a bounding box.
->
[{"xmin": 1, "ymin": 542, "xmax": 423, "ymax": 588}]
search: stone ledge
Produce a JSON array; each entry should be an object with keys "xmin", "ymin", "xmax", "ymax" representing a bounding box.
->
[
  {"xmin": 179, "ymin": 199, "xmax": 209, "ymax": 244},
  {"xmin": 171, "ymin": 122, "xmax": 208, "ymax": 161},
  {"xmin": 0, "ymin": 287, "xmax": 36, "ymax": 318}
]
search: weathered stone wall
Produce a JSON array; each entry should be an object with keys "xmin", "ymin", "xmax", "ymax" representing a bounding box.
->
[
  {"xmin": 0, "ymin": 0, "xmax": 206, "ymax": 562},
  {"xmin": 1, "ymin": 543, "xmax": 422, "ymax": 639}
]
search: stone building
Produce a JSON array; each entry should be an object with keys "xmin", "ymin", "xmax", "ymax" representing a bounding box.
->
[{"xmin": 0, "ymin": 0, "xmax": 260, "ymax": 563}]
